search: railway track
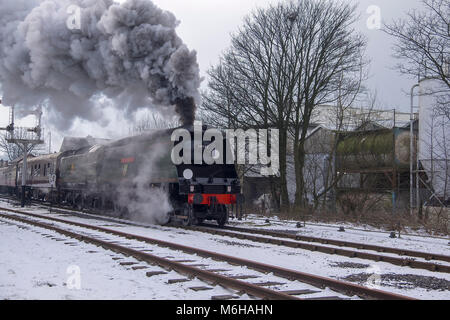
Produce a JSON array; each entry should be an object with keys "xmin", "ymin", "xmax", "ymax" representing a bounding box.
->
[
  {"xmin": 245, "ymin": 216, "xmax": 450, "ymax": 241},
  {"xmin": 2, "ymin": 195, "xmax": 449, "ymax": 274},
  {"xmin": 0, "ymin": 205, "xmax": 414, "ymax": 300},
  {"xmin": 183, "ymin": 224, "xmax": 450, "ymax": 274}
]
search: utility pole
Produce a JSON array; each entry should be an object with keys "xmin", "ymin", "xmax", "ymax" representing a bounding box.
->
[{"xmin": 410, "ymin": 83, "xmax": 420, "ymax": 216}]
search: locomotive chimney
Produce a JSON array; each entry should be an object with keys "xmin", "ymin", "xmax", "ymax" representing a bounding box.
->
[{"xmin": 174, "ymin": 97, "xmax": 197, "ymax": 127}]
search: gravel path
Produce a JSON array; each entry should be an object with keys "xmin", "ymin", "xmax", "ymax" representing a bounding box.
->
[{"xmin": 342, "ymin": 273, "xmax": 450, "ymax": 291}]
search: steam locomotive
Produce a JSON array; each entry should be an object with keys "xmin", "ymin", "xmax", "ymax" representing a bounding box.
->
[{"xmin": 0, "ymin": 126, "xmax": 242, "ymax": 227}]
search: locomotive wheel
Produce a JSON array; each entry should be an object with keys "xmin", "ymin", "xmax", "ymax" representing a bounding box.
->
[
  {"xmin": 182, "ymin": 204, "xmax": 197, "ymax": 226},
  {"xmin": 74, "ymin": 195, "xmax": 83, "ymax": 210},
  {"xmin": 216, "ymin": 205, "xmax": 228, "ymax": 228},
  {"xmin": 120, "ymin": 207, "xmax": 130, "ymax": 219}
]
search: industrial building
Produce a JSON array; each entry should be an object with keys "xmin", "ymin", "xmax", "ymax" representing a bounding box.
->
[{"xmin": 244, "ymin": 85, "xmax": 449, "ymax": 214}]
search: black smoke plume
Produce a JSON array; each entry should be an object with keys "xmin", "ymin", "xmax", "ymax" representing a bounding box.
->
[{"xmin": 0, "ymin": 0, "xmax": 201, "ymax": 128}]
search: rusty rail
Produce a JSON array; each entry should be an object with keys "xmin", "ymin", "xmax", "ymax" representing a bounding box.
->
[
  {"xmin": 0, "ymin": 212, "xmax": 297, "ymax": 300},
  {"xmin": 223, "ymin": 225, "xmax": 450, "ymax": 263},
  {"xmin": 183, "ymin": 225, "xmax": 450, "ymax": 274}
]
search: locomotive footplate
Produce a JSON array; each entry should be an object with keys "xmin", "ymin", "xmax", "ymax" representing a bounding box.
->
[{"xmin": 170, "ymin": 194, "xmax": 231, "ymax": 227}]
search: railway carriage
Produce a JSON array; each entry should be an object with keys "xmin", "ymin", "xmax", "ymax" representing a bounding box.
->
[
  {"xmin": 0, "ymin": 162, "xmax": 17, "ymax": 195},
  {"xmin": 20, "ymin": 153, "xmax": 61, "ymax": 200}
]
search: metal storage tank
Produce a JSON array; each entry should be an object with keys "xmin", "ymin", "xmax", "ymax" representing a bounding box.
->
[
  {"xmin": 418, "ymin": 78, "xmax": 450, "ymax": 201},
  {"xmin": 336, "ymin": 128, "xmax": 415, "ymax": 171}
]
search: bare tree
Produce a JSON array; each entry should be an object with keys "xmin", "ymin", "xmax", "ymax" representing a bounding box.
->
[
  {"xmin": 384, "ymin": 0, "xmax": 450, "ymax": 119},
  {"xmin": 202, "ymin": 0, "xmax": 367, "ymax": 211},
  {"xmin": 129, "ymin": 113, "xmax": 180, "ymax": 135},
  {"xmin": 202, "ymin": 4, "xmax": 298, "ymax": 210},
  {"xmin": 0, "ymin": 132, "xmax": 44, "ymax": 161}
]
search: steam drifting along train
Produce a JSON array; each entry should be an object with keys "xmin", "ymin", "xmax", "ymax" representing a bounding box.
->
[{"xmin": 0, "ymin": 126, "xmax": 242, "ymax": 227}]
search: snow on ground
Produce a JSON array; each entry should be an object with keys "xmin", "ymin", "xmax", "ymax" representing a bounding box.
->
[
  {"xmin": 229, "ymin": 214, "xmax": 450, "ymax": 256},
  {"xmin": 0, "ymin": 218, "xmax": 240, "ymax": 300},
  {"xmin": 0, "ymin": 211, "xmax": 351, "ymax": 300},
  {"xmin": 0, "ymin": 200, "xmax": 449, "ymax": 300}
]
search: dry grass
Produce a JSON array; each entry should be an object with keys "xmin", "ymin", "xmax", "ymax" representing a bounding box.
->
[{"xmin": 244, "ymin": 200, "xmax": 449, "ymax": 236}]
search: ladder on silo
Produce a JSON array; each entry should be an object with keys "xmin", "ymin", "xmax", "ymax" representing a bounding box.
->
[{"xmin": 9, "ymin": 106, "xmax": 14, "ymax": 125}]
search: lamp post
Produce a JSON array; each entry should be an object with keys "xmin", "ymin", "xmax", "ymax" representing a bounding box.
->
[{"xmin": 410, "ymin": 83, "xmax": 420, "ymax": 216}]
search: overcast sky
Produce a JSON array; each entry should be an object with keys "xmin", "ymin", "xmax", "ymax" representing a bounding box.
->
[
  {"xmin": 148, "ymin": 0, "xmax": 422, "ymax": 109},
  {"xmin": 0, "ymin": 0, "xmax": 423, "ymax": 156}
]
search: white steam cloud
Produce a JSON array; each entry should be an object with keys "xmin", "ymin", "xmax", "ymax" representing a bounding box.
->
[
  {"xmin": 0, "ymin": 0, "xmax": 201, "ymax": 128},
  {"xmin": 116, "ymin": 138, "xmax": 173, "ymax": 225}
]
